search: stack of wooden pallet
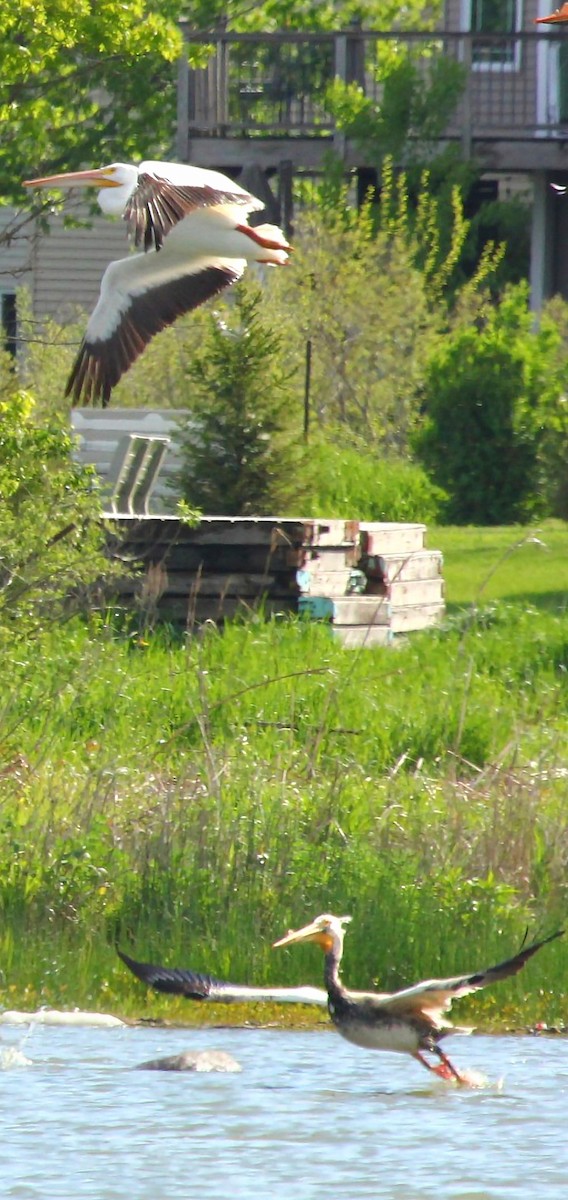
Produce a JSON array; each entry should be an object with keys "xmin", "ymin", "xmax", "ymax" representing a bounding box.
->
[
  {"xmin": 109, "ymin": 515, "xmax": 360, "ymax": 625},
  {"xmin": 107, "ymin": 515, "xmax": 444, "ymax": 644},
  {"xmin": 298, "ymin": 522, "xmax": 443, "ymax": 646}
]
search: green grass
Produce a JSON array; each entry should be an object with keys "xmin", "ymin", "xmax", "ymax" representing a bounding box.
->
[
  {"xmin": 432, "ymin": 519, "xmax": 568, "ymax": 612},
  {"xmin": 0, "ymin": 522, "xmax": 567, "ymax": 1027}
]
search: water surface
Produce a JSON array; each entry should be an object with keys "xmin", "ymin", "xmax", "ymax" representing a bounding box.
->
[{"xmin": 1, "ymin": 1023, "xmax": 567, "ymax": 1199}]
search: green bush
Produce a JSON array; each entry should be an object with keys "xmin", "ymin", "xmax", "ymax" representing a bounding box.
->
[
  {"xmin": 414, "ymin": 285, "xmax": 567, "ymax": 524},
  {"xmin": 0, "ymin": 386, "xmax": 117, "ymax": 642}
]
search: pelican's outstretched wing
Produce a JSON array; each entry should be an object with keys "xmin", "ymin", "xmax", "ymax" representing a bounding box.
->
[
  {"xmin": 117, "ymin": 947, "xmax": 328, "ymax": 1006},
  {"xmin": 66, "ymin": 254, "xmax": 245, "ymax": 407},
  {"xmin": 126, "ymin": 165, "xmax": 264, "ymax": 251},
  {"xmin": 380, "ymin": 929, "xmax": 563, "ymax": 1027}
]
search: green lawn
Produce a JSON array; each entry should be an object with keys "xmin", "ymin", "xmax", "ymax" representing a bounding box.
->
[{"xmin": 430, "ymin": 519, "xmax": 568, "ymax": 612}]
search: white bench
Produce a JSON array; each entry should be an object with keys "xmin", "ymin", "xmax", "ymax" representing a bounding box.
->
[
  {"xmin": 71, "ymin": 409, "xmax": 185, "ymax": 515},
  {"xmin": 105, "ymin": 433, "xmax": 171, "ymax": 516}
]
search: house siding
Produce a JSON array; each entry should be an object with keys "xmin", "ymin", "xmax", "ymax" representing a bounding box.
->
[
  {"xmin": 30, "ymin": 208, "xmax": 130, "ymax": 322},
  {"xmin": 0, "ymin": 208, "xmax": 33, "ymax": 290},
  {"xmin": 444, "ymin": 0, "xmax": 540, "ymax": 32}
]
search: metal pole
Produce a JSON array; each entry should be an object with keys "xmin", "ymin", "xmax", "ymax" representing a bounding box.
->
[{"xmin": 303, "ymin": 338, "xmax": 312, "ymax": 442}]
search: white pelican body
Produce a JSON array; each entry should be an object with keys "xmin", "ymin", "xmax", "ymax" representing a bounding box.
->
[{"xmin": 23, "ymin": 160, "xmax": 290, "ymax": 406}]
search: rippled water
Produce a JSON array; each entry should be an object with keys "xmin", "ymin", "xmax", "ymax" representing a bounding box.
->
[{"xmin": 1, "ymin": 1023, "xmax": 568, "ymax": 1199}]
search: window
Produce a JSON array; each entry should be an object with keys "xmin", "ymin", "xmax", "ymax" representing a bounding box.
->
[{"xmin": 470, "ymin": 0, "xmax": 521, "ymax": 68}]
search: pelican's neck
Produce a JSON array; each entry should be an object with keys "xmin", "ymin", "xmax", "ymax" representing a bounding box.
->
[{"xmin": 323, "ymin": 931, "xmax": 347, "ymax": 1004}]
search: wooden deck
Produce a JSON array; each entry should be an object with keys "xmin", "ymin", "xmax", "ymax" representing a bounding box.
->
[{"xmin": 178, "ymin": 26, "xmax": 568, "ymax": 174}]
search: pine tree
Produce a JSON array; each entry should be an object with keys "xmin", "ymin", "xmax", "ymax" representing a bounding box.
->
[{"xmin": 175, "ymin": 283, "xmax": 308, "ymax": 516}]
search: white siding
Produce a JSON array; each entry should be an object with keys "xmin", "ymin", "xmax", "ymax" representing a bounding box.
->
[
  {"xmin": 0, "ymin": 207, "xmax": 33, "ymax": 289},
  {"xmin": 31, "ymin": 206, "xmax": 130, "ymax": 321}
]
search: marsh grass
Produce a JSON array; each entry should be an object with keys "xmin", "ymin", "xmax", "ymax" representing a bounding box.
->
[{"xmin": 0, "ymin": 523, "xmax": 567, "ymax": 1025}]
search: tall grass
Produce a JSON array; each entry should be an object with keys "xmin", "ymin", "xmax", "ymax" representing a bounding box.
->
[
  {"xmin": 309, "ymin": 441, "xmax": 446, "ymax": 523},
  {"xmin": 1, "ymin": 519, "xmax": 567, "ymax": 1025}
]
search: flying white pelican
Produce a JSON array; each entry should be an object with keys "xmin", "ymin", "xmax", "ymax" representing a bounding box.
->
[
  {"xmin": 116, "ymin": 945, "xmax": 328, "ymax": 1007},
  {"xmin": 23, "ymin": 161, "xmax": 290, "ymax": 406},
  {"xmin": 273, "ymin": 914, "xmax": 563, "ymax": 1084}
]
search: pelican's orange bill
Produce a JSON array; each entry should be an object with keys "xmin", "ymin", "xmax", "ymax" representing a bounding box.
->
[
  {"xmin": 22, "ymin": 168, "xmax": 122, "ymax": 188},
  {"xmin": 535, "ymin": 3, "xmax": 568, "ymax": 20}
]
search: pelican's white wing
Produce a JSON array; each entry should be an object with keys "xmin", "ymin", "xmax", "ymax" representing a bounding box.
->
[
  {"xmin": 117, "ymin": 948, "xmax": 328, "ymax": 1006},
  {"xmin": 374, "ymin": 930, "xmax": 563, "ymax": 1029},
  {"xmin": 127, "ymin": 161, "xmax": 264, "ymax": 251}
]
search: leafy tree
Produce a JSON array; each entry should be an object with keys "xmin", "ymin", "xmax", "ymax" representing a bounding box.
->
[
  {"xmin": 1, "ymin": 0, "xmax": 437, "ymax": 211},
  {"xmin": 174, "ymin": 283, "xmax": 308, "ymax": 516},
  {"xmin": 325, "ymin": 51, "xmax": 466, "ymax": 173},
  {"xmin": 262, "ymin": 161, "xmax": 501, "ymax": 453},
  {"xmin": 1, "ymin": 1, "xmax": 186, "ymax": 208},
  {"xmin": 227, "ymin": 0, "xmax": 438, "ymax": 32},
  {"xmin": 0, "ymin": 375, "xmax": 119, "ymax": 642},
  {"xmin": 529, "ymin": 294, "xmax": 568, "ymax": 521}
]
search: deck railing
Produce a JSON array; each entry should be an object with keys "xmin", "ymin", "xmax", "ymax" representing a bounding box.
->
[{"xmin": 177, "ymin": 26, "xmax": 568, "ymax": 154}]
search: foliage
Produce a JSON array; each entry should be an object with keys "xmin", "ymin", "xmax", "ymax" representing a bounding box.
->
[
  {"xmin": 2, "ymin": 0, "xmax": 441, "ymax": 215},
  {"xmin": 323, "ymin": 51, "xmax": 530, "ymax": 293},
  {"xmin": 263, "ymin": 162, "xmax": 501, "ymax": 453},
  {"xmin": 533, "ymin": 296, "xmax": 568, "ymax": 520},
  {"xmin": 266, "ymin": 195, "xmax": 437, "ymax": 451},
  {"xmin": 0, "ymin": 0, "xmax": 187, "ymax": 208},
  {"xmin": 459, "ymin": 190, "xmax": 532, "ymax": 295},
  {"xmin": 0, "ymin": 529, "xmax": 567, "ymax": 1017},
  {"xmin": 16, "ymin": 289, "xmax": 213, "ymax": 419},
  {"xmin": 16, "ymin": 291, "xmax": 84, "ymax": 421},
  {"xmin": 325, "ymin": 48, "xmax": 466, "ymax": 170},
  {"xmin": 414, "ymin": 285, "xmax": 568, "ymax": 525},
  {"xmin": 228, "ymin": 0, "xmax": 441, "ymax": 32},
  {"xmin": 309, "ymin": 438, "xmax": 446, "ymax": 523},
  {"xmin": 0, "ymin": 380, "xmax": 119, "ymax": 642},
  {"xmin": 174, "ymin": 283, "xmax": 308, "ymax": 516}
]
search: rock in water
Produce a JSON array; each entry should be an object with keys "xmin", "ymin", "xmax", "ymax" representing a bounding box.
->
[{"xmin": 136, "ymin": 1049, "xmax": 242, "ymax": 1073}]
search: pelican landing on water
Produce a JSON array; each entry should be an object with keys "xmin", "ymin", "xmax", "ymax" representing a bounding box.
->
[
  {"xmin": 274, "ymin": 915, "xmax": 563, "ymax": 1084},
  {"xmin": 23, "ymin": 160, "xmax": 290, "ymax": 407},
  {"xmin": 118, "ymin": 918, "xmax": 562, "ymax": 1085}
]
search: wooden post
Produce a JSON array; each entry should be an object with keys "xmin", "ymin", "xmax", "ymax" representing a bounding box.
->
[
  {"xmin": 176, "ymin": 21, "xmax": 190, "ymax": 161},
  {"xmin": 461, "ymin": 34, "xmax": 473, "ymax": 160},
  {"xmin": 530, "ymin": 171, "xmax": 557, "ymax": 309},
  {"xmin": 278, "ymin": 159, "xmax": 294, "ymax": 237},
  {"xmin": 217, "ymin": 33, "xmax": 229, "ymax": 133},
  {"xmin": 333, "ymin": 33, "xmax": 347, "ymax": 158}
]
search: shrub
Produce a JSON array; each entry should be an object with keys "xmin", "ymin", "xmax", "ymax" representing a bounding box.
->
[
  {"xmin": 0, "ymin": 386, "xmax": 118, "ymax": 642},
  {"xmin": 414, "ymin": 285, "xmax": 565, "ymax": 524}
]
